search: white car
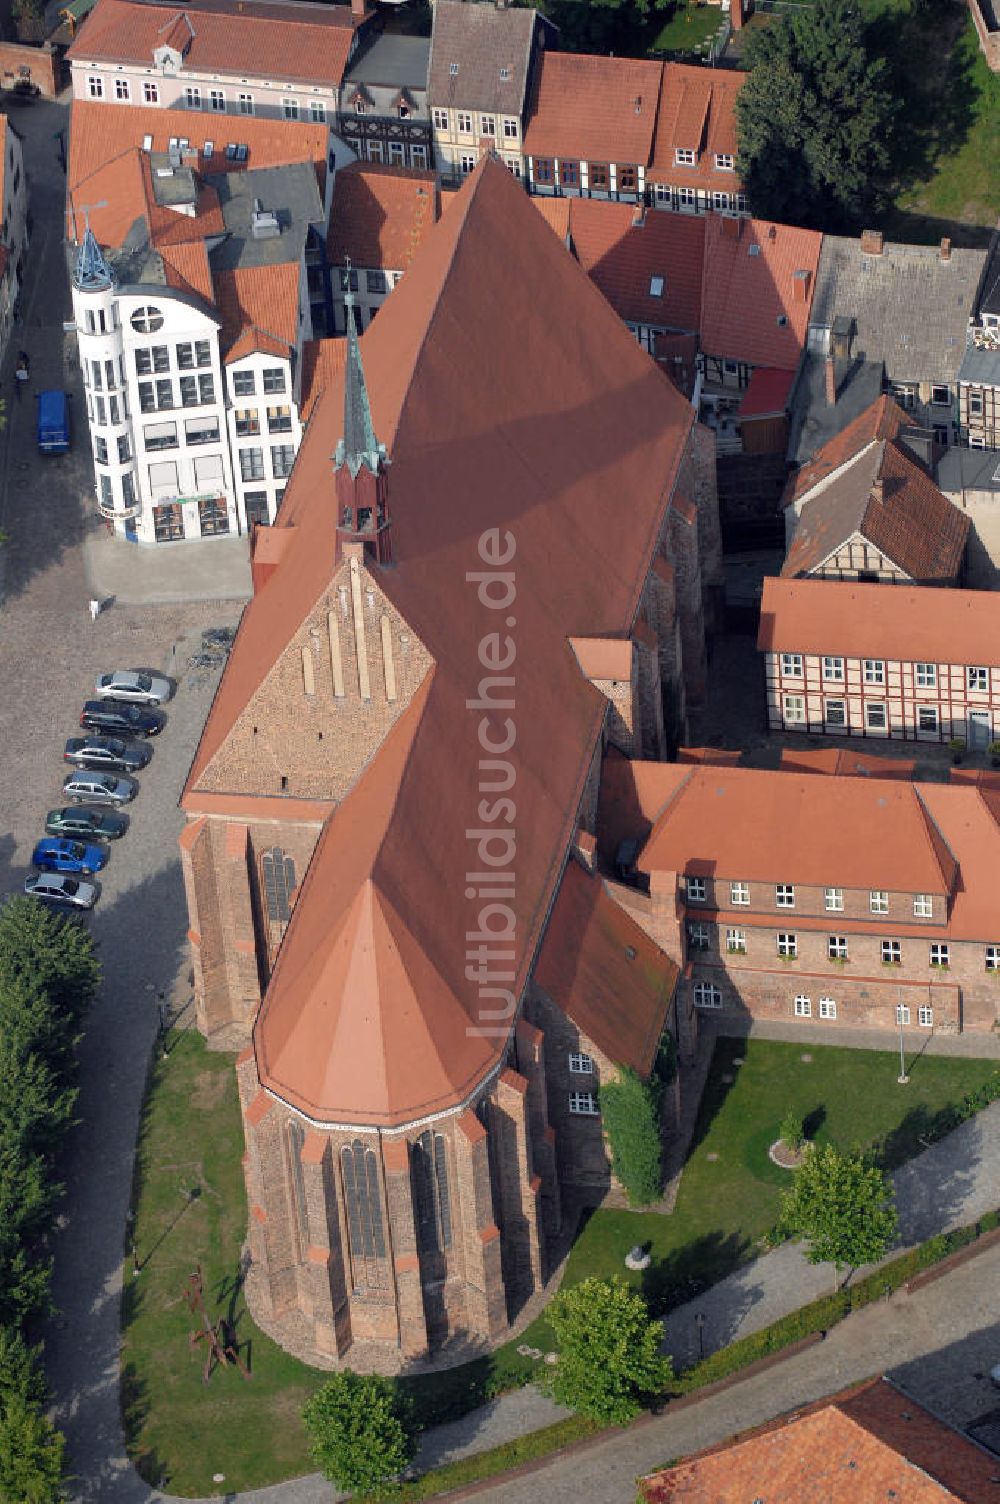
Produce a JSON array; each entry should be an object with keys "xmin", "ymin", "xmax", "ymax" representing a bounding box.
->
[
  {"xmin": 94, "ymin": 670, "xmax": 172, "ymax": 706},
  {"xmin": 63, "ymin": 770, "xmax": 137, "ymax": 805},
  {"xmin": 24, "ymin": 873, "xmax": 97, "ymax": 909}
]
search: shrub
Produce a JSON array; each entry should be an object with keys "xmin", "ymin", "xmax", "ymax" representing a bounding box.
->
[
  {"xmin": 778, "ymin": 1110, "xmax": 804, "ymax": 1151},
  {"xmin": 303, "ymin": 1371, "xmax": 417, "ymax": 1498},
  {"xmin": 601, "ymin": 1067, "xmax": 663, "ymax": 1206},
  {"xmin": 545, "ymin": 1277, "xmax": 673, "ymax": 1426}
]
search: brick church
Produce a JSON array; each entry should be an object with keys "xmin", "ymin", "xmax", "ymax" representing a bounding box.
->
[{"xmin": 179, "ymin": 157, "xmax": 722, "ymax": 1367}]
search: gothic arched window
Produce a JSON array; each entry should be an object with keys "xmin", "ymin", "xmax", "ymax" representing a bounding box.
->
[
  {"xmin": 287, "ymin": 1119, "xmax": 308, "ymax": 1252},
  {"xmin": 261, "ymin": 847, "xmax": 295, "ymax": 923},
  {"xmin": 412, "ymin": 1131, "xmax": 452, "ymax": 1254},
  {"xmin": 341, "ymin": 1140, "xmax": 386, "ymax": 1287}
]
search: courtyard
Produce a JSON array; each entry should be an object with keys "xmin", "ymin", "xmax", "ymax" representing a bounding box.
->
[{"xmin": 121, "ymin": 1028, "xmax": 999, "ymax": 1495}]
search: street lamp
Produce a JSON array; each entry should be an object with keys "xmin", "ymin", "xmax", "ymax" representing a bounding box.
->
[
  {"xmin": 695, "ymin": 1311, "xmax": 706, "ymax": 1361},
  {"xmin": 897, "ymin": 991, "xmax": 909, "ymax": 1085}
]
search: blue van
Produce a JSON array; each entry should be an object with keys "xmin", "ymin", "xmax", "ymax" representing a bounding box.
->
[{"xmin": 37, "ymin": 390, "xmax": 70, "ymax": 454}]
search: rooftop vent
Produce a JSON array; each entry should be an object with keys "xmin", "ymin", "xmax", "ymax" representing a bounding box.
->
[
  {"xmin": 634, "ymin": 94, "xmax": 642, "ymax": 114},
  {"xmin": 251, "ymin": 201, "xmax": 281, "ymax": 239}
]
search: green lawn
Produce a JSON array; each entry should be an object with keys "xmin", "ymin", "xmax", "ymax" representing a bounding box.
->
[
  {"xmin": 122, "ymin": 1031, "xmax": 998, "ymax": 1495},
  {"xmin": 650, "ymin": 2, "xmax": 724, "ymax": 56}
]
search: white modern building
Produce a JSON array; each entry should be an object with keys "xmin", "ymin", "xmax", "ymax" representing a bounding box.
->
[{"xmin": 70, "ymin": 153, "xmax": 323, "ymax": 543}]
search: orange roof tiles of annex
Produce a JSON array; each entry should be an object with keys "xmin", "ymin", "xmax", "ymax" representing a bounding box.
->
[
  {"xmin": 328, "ymin": 160, "xmax": 440, "ymax": 273},
  {"xmin": 213, "ymin": 262, "xmax": 299, "ymax": 354},
  {"xmin": 758, "ymin": 576, "xmax": 1000, "ymax": 665},
  {"xmin": 68, "ymin": 146, "xmax": 224, "ymax": 251},
  {"xmin": 648, "ymin": 62, "xmax": 743, "ymax": 189},
  {"xmin": 522, "ymin": 50, "xmax": 663, "ymax": 165},
  {"xmin": 641, "ymin": 1377, "xmax": 1000, "ymax": 1503},
  {"xmin": 183, "ymin": 156, "xmax": 695, "ymax": 1127},
  {"xmin": 68, "ymin": 0, "xmax": 362, "ymax": 87},
  {"xmin": 700, "ymin": 213, "xmax": 822, "ymax": 370},
  {"xmin": 565, "ymin": 198, "xmax": 704, "ymax": 334},
  {"xmin": 69, "ymin": 99, "xmax": 332, "ymax": 199}
]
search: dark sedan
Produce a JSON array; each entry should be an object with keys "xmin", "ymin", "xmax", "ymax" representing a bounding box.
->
[
  {"xmin": 45, "ymin": 806, "xmax": 128, "ymax": 840},
  {"xmin": 80, "ymin": 699, "xmax": 164, "ymax": 737},
  {"xmin": 63, "ymin": 736, "xmax": 151, "ymax": 773}
]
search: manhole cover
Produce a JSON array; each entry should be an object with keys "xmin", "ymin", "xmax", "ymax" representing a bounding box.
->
[
  {"xmin": 800, "ymin": 1053, "xmax": 813, "ymax": 1063},
  {"xmin": 706, "ymin": 1152, "xmax": 719, "ymax": 1162}
]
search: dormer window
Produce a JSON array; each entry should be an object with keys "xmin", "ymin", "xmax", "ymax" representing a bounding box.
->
[
  {"xmin": 715, "ymin": 153, "xmax": 734, "ymax": 170},
  {"xmin": 398, "ymin": 101, "xmax": 409, "ymax": 119},
  {"xmin": 355, "ymin": 98, "xmax": 366, "ymax": 114},
  {"xmin": 675, "ymin": 148, "xmax": 696, "ymax": 167}
]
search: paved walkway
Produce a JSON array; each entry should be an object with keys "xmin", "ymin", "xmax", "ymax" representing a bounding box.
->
[{"xmin": 83, "ymin": 529, "xmax": 252, "ymax": 606}]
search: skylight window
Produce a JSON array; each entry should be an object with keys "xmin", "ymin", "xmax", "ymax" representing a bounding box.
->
[
  {"xmin": 748, "ymin": 244, "xmax": 761, "ymax": 257},
  {"xmin": 500, "ymin": 65, "xmax": 510, "ymax": 81},
  {"xmin": 449, "ymin": 62, "xmax": 459, "ymax": 76},
  {"xmin": 649, "ymin": 275, "xmax": 664, "ymax": 298}
]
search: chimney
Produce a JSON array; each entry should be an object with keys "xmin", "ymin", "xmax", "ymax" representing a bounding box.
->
[
  {"xmin": 939, "ymin": 236, "xmax": 952, "ymax": 262},
  {"xmin": 631, "ymin": 205, "xmax": 645, "ymax": 229},
  {"xmin": 860, "ymin": 228, "xmax": 884, "ymax": 257},
  {"xmin": 731, "ymin": 0, "xmax": 745, "ymax": 28},
  {"xmin": 825, "ymin": 355, "xmax": 837, "ymax": 406},
  {"xmin": 871, "ymin": 476, "xmax": 884, "ymax": 505},
  {"xmin": 792, "ymin": 269, "xmax": 811, "ymax": 304},
  {"xmin": 350, "ymin": 0, "xmax": 365, "ymax": 17}
]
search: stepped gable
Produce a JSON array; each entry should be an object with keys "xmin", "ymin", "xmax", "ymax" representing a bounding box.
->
[{"xmin": 185, "ymin": 157, "xmax": 694, "ymax": 1125}]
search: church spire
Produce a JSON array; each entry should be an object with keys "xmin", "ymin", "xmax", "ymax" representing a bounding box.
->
[
  {"xmin": 73, "ymin": 223, "xmax": 114, "ymax": 293},
  {"xmin": 334, "ymin": 280, "xmax": 383, "ymax": 479}
]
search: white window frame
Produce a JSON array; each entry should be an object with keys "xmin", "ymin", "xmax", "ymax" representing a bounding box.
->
[
  {"xmin": 824, "ymin": 887, "xmax": 844, "ymax": 912},
  {"xmin": 457, "ymin": 111, "xmax": 473, "ymax": 134},
  {"xmin": 828, "ymin": 935, "xmax": 848, "ymax": 960},
  {"xmin": 896, "ymin": 1003, "xmax": 911, "ymax": 1026},
  {"xmin": 503, "ymin": 117, "xmax": 519, "ymax": 139},
  {"xmin": 930, "ymin": 943, "xmax": 950, "ymax": 968},
  {"xmin": 918, "ymin": 1006, "xmax": 933, "ymax": 1028},
  {"xmin": 870, "ymin": 891, "xmax": 889, "ymax": 915},
  {"xmin": 143, "ymin": 81, "xmax": 158, "ymax": 104},
  {"xmin": 822, "ymin": 656, "xmax": 844, "ymax": 681},
  {"xmin": 882, "ymin": 940, "xmax": 901, "ymax": 965},
  {"xmin": 730, "ymin": 881, "xmax": 750, "ymax": 906},
  {"xmin": 967, "ymin": 666, "xmax": 988, "ymax": 692},
  {"xmin": 283, "ymin": 98, "xmax": 300, "ymax": 121},
  {"xmin": 986, "ymin": 944, "xmax": 1000, "ymax": 971},
  {"xmin": 917, "ymin": 706, "xmax": 938, "ymax": 733},
  {"xmin": 913, "ymin": 894, "xmax": 933, "ymax": 919},
  {"xmin": 776, "ymin": 884, "xmax": 795, "ymax": 909},
  {"xmin": 674, "ymin": 147, "xmax": 696, "ymax": 166},
  {"xmin": 693, "ymin": 982, "xmax": 722, "ymax": 1010},
  {"xmin": 726, "ymin": 927, "xmax": 746, "ymax": 954},
  {"xmin": 88, "ymin": 75, "xmax": 104, "ymax": 98},
  {"xmin": 568, "ymin": 1052, "xmax": 593, "ymax": 1074},
  {"xmin": 969, "ymin": 390, "xmax": 985, "ymax": 417},
  {"xmin": 794, "ymin": 995, "xmax": 812, "ymax": 1017},
  {"xmin": 185, "ymin": 86, "xmax": 201, "ymax": 109},
  {"xmin": 568, "ymin": 1091, "xmax": 599, "ymax": 1116},
  {"xmin": 714, "ymin": 152, "xmax": 735, "ymax": 170},
  {"xmin": 777, "ymin": 932, "xmax": 797, "ymax": 958},
  {"xmin": 480, "ymin": 114, "xmax": 496, "ymax": 137},
  {"xmin": 781, "ymin": 653, "xmax": 803, "ymax": 677},
  {"xmin": 783, "ymin": 694, "xmax": 805, "ymax": 724},
  {"xmin": 310, "ymin": 99, "xmax": 326, "ymax": 123},
  {"xmin": 688, "ymin": 922, "xmax": 710, "ymax": 951},
  {"xmin": 931, "ymin": 385, "xmax": 951, "ymax": 407},
  {"xmin": 864, "ymin": 659, "xmax": 885, "ymax": 684},
  {"xmin": 432, "ymin": 107, "xmax": 449, "ymax": 130},
  {"xmin": 209, "ymin": 88, "xmax": 226, "ymax": 112},
  {"xmin": 819, "ymin": 997, "xmax": 837, "ymax": 1020},
  {"xmin": 115, "ymin": 78, "xmax": 130, "ymax": 101},
  {"xmin": 238, "ymin": 92, "xmax": 254, "ymax": 115},
  {"xmin": 865, "ymin": 702, "xmax": 887, "ymax": 731},
  {"xmin": 460, "ymin": 153, "xmax": 477, "ymax": 175},
  {"xmin": 915, "ymin": 662, "xmax": 936, "ymax": 688},
  {"xmin": 686, "ymin": 876, "xmax": 706, "ymax": 903},
  {"xmin": 825, "ymin": 700, "xmax": 847, "ymax": 728}
]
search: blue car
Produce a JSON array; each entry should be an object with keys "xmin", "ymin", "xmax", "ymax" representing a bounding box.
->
[{"xmin": 31, "ymin": 837, "xmax": 108, "ymax": 875}]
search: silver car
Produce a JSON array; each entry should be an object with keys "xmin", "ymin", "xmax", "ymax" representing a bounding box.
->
[
  {"xmin": 24, "ymin": 873, "xmax": 97, "ymax": 909},
  {"xmin": 62, "ymin": 770, "xmax": 137, "ymax": 805},
  {"xmin": 94, "ymin": 669, "xmax": 172, "ymax": 706}
]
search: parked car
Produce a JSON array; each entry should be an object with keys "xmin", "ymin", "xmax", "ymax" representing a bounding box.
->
[
  {"xmin": 93, "ymin": 670, "xmax": 172, "ymax": 706},
  {"xmin": 64, "ymin": 735, "xmax": 151, "ymax": 773},
  {"xmin": 80, "ymin": 699, "xmax": 164, "ymax": 737},
  {"xmin": 24, "ymin": 873, "xmax": 97, "ymax": 910},
  {"xmin": 36, "ymin": 390, "xmax": 70, "ymax": 454},
  {"xmin": 62, "ymin": 771, "xmax": 136, "ymax": 805},
  {"xmin": 45, "ymin": 806, "xmax": 128, "ymax": 841},
  {"xmin": 32, "ymin": 837, "xmax": 108, "ymax": 875}
]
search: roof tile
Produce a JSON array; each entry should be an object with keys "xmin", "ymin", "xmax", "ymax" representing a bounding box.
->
[{"xmin": 523, "ymin": 50, "xmax": 663, "ymax": 164}]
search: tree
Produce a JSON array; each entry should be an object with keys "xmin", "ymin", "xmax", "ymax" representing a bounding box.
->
[
  {"xmin": 546, "ymin": 1276, "xmax": 673, "ymax": 1425},
  {"xmin": 0, "ymin": 1389, "xmax": 65, "ymax": 1503},
  {"xmin": 779, "ymin": 1144, "xmax": 898, "ymax": 1288},
  {"xmin": 601, "ymin": 1067, "xmax": 663, "ymax": 1206},
  {"xmin": 736, "ymin": 0, "xmax": 895, "ymax": 228},
  {"xmin": 303, "ymin": 1371, "xmax": 416, "ymax": 1498},
  {"xmin": 778, "ymin": 1110, "xmax": 804, "ymax": 1152}
]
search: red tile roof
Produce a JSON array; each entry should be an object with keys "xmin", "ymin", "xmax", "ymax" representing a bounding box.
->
[
  {"xmin": 701, "ymin": 214, "xmax": 822, "ymax": 369},
  {"xmin": 523, "ymin": 50, "xmax": 663, "ymax": 165},
  {"xmin": 213, "ymin": 262, "xmax": 300, "ymax": 356},
  {"xmin": 159, "ymin": 239, "xmax": 214, "ymax": 302},
  {"xmin": 677, "ymin": 746, "xmax": 742, "ymax": 765},
  {"xmin": 68, "ymin": 145, "xmax": 224, "ymax": 251},
  {"xmin": 641, "ymin": 1376, "xmax": 1000, "ymax": 1503},
  {"xmin": 785, "ymin": 394, "xmax": 909, "ymax": 506},
  {"xmin": 299, "ymin": 337, "xmax": 347, "ymax": 422},
  {"xmin": 184, "ymin": 158, "xmax": 695, "ymax": 1126},
  {"xmin": 783, "ymin": 435, "xmax": 970, "ymax": 583},
  {"xmin": 566, "ymin": 199, "xmax": 704, "ymax": 334},
  {"xmin": 759, "ymin": 576, "xmax": 1000, "ymax": 665},
  {"xmin": 649, "ymin": 63, "xmax": 743, "ymax": 189},
  {"xmin": 637, "ymin": 763, "xmax": 957, "ymax": 895},
  {"xmin": 69, "ymin": 99, "xmax": 332, "ymax": 199},
  {"xmin": 534, "ymin": 860, "xmax": 677, "ymax": 1077},
  {"xmin": 779, "ymin": 747, "xmax": 916, "ymax": 780},
  {"xmin": 68, "ymin": 0, "xmax": 362, "ymax": 87},
  {"xmin": 327, "ymin": 160, "xmax": 440, "ymax": 272},
  {"xmin": 738, "ymin": 365, "xmax": 795, "ymax": 420}
]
